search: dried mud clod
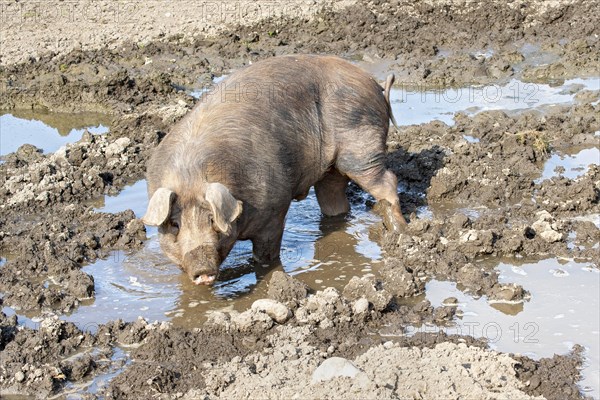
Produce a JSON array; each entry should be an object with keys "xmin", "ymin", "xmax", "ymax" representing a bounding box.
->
[{"xmin": 266, "ymin": 270, "xmax": 310, "ymax": 309}]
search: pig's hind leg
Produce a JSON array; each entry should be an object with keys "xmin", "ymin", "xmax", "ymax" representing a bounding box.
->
[
  {"xmin": 350, "ymin": 168, "xmax": 407, "ymax": 231},
  {"xmin": 315, "ymin": 169, "xmax": 350, "ymax": 216},
  {"xmin": 336, "ymin": 132, "xmax": 407, "ymax": 231}
]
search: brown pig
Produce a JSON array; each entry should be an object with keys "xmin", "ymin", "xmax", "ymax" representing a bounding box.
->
[{"xmin": 142, "ymin": 54, "xmax": 406, "ymax": 285}]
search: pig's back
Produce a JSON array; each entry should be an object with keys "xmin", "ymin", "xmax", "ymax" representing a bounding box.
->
[{"xmin": 196, "ymin": 55, "xmax": 388, "ymax": 188}]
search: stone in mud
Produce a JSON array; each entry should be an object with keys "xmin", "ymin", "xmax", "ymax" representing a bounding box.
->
[
  {"xmin": 311, "ymin": 357, "xmax": 362, "ymax": 384},
  {"xmin": 460, "ymin": 229, "xmax": 479, "ymax": 242},
  {"xmin": 531, "ymin": 211, "xmax": 563, "ymax": 243},
  {"xmin": 251, "ymin": 299, "xmax": 292, "ymax": 324},
  {"xmin": 15, "ymin": 371, "xmax": 25, "ymax": 382},
  {"xmin": 267, "ymin": 271, "xmax": 309, "ymax": 309},
  {"xmin": 433, "ymin": 306, "xmax": 456, "ymax": 322},
  {"xmin": 342, "ymin": 276, "xmax": 392, "ymax": 312},
  {"xmin": 442, "ymin": 297, "xmax": 459, "ymax": 306},
  {"xmin": 231, "ymin": 309, "xmax": 274, "ymax": 333},
  {"xmin": 413, "ymin": 299, "xmax": 433, "ymax": 314},
  {"xmin": 295, "ymin": 288, "xmax": 346, "ymax": 326},
  {"xmin": 104, "ymin": 137, "xmax": 131, "ymax": 157},
  {"xmin": 352, "ymin": 298, "xmax": 370, "ymax": 315}
]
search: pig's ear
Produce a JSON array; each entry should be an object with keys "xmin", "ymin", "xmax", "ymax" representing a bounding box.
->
[
  {"xmin": 142, "ymin": 188, "xmax": 176, "ymax": 226},
  {"xmin": 205, "ymin": 183, "xmax": 243, "ymax": 234}
]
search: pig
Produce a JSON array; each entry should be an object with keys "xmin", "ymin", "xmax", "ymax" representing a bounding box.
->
[{"xmin": 142, "ymin": 54, "xmax": 406, "ymax": 285}]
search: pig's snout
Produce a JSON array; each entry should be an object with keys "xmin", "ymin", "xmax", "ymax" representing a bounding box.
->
[
  {"xmin": 183, "ymin": 246, "xmax": 220, "ymax": 285},
  {"xmin": 188, "ymin": 266, "xmax": 218, "ymax": 286},
  {"xmin": 193, "ymin": 273, "xmax": 216, "ymax": 285}
]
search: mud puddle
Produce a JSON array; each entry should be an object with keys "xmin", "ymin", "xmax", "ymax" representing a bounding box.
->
[
  {"xmin": 65, "ymin": 181, "xmax": 383, "ymax": 329},
  {"xmin": 538, "ymin": 146, "xmax": 600, "ymax": 182},
  {"xmin": 419, "ymin": 258, "xmax": 599, "ymax": 398},
  {"xmin": 1, "ymin": 64, "xmax": 597, "ymax": 398},
  {"xmin": 0, "ymin": 110, "xmax": 110, "ymax": 156},
  {"xmin": 390, "ymin": 77, "xmax": 599, "ymax": 126},
  {"xmin": 89, "ymin": 179, "xmax": 149, "ymax": 220}
]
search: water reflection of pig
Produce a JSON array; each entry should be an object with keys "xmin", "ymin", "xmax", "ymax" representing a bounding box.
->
[{"xmin": 143, "ymin": 55, "xmax": 405, "ymax": 285}]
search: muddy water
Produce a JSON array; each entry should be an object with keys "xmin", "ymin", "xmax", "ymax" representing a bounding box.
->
[
  {"xmin": 538, "ymin": 146, "xmax": 600, "ymax": 182},
  {"xmin": 0, "ymin": 110, "xmax": 110, "ymax": 155},
  {"xmin": 420, "ymin": 258, "xmax": 600, "ymax": 398},
  {"xmin": 389, "ymin": 77, "xmax": 600, "ymax": 126},
  {"xmin": 65, "ymin": 180, "xmax": 382, "ymax": 329}
]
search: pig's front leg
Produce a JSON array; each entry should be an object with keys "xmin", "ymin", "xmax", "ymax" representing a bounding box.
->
[
  {"xmin": 252, "ymin": 233, "xmax": 283, "ymax": 265},
  {"xmin": 251, "ymin": 215, "xmax": 286, "ymax": 265}
]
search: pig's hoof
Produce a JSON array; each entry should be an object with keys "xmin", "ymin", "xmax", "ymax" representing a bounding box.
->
[
  {"xmin": 194, "ymin": 274, "xmax": 216, "ymax": 285},
  {"xmin": 376, "ymin": 202, "xmax": 407, "ymax": 232},
  {"xmin": 385, "ymin": 218, "xmax": 407, "ymax": 233}
]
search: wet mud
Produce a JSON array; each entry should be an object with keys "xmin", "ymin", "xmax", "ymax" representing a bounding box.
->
[{"xmin": 1, "ymin": 0, "xmax": 599, "ymax": 398}]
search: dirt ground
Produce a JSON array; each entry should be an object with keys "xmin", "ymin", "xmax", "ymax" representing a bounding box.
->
[{"xmin": 0, "ymin": 0, "xmax": 598, "ymax": 399}]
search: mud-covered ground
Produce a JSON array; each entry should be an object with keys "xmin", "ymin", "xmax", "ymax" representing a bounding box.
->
[{"xmin": 1, "ymin": 0, "xmax": 599, "ymax": 399}]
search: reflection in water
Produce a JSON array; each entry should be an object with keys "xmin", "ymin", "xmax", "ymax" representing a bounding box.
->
[
  {"xmin": 0, "ymin": 110, "xmax": 110, "ymax": 155},
  {"xmin": 488, "ymin": 301, "xmax": 524, "ymax": 316}
]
